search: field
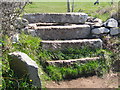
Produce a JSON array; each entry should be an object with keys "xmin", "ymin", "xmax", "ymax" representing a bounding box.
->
[
  {"xmin": 24, "ymin": 2, "xmax": 110, "ymax": 13},
  {"xmin": 24, "ymin": 2, "xmax": 115, "ymax": 21}
]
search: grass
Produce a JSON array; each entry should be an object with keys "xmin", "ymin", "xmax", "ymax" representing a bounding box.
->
[
  {"xmin": 24, "ymin": 2, "xmax": 110, "ymax": 13},
  {"xmin": 39, "ymin": 47, "xmax": 112, "ymax": 61},
  {"xmin": 39, "ymin": 47, "xmax": 97, "ymax": 61},
  {"xmin": 24, "ymin": 2, "xmax": 114, "ymax": 21},
  {"xmin": 2, "ymin": 32, "xmax": 114, "ymax": 88},
  {"xmin": 44, "ymin": 58, "xmax": 110, "ymax": 81},
  {"xmin": 2, "ymin": 33, "xmax": 49, "ymax": 88},
  {"xmin": 2, "ymin": 33, "xmax": 41, "ymax": 73},
  {"xmin": 40, "ymin": 48, "xmax": 112, "ymax": 81}
]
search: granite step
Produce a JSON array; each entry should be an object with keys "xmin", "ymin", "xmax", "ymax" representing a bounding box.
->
[
  {"xmin": 46, "ymin": 57, "xmax": 100, "ymax": 67},
  {"xmin": 41, "ymin": 39, "xmax": 102, "ymax": 51},
  {"xmin": 23, "ymin": 13, "xmax": 88, "ymax": 24},
  {"xmin": 27, "ymin": 24, "xmax": 91, "ymax": 40}
]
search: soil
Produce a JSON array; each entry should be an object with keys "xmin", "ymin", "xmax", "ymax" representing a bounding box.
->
[{"xmin": 45, "ymin": 72, "xmax": 119, "ymax": 88}]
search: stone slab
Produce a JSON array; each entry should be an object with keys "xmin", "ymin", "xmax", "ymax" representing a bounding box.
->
[
  {"xmin": 41, "ymin": 39, "xmax": 102, "ymax": 51},
  {"xmin": 47, "ymin": 57, "xmax": 100, "ymax": 67},
  {"xmin": 23, "ymin": 13, "xmax": 88, "ymax": 24},
  {"xmin": 28, "ymin": 24, "xmax": 90, "ymax": 40},
  {"xmin": 8, "ymin": 52, "xmax": 41, "ymax": 88}
]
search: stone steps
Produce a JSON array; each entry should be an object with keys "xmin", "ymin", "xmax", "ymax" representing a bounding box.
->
[
  {"xmin": 27, "ymin": 24, "xmax": 91, "ymax": 40},
  {"xmin": 41, "ymin": 39, "xmax": 102, "ymax": 51},
  {"xmin": 46, "ymin": 57, "xmax": 100, "ymax": 67},
  {"xmin": 23, "ymin": 13, "xmax": 88, "ymax": 24}
]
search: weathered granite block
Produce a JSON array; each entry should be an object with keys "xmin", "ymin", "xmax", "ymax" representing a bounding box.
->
[
  {"xmin": 47, "ymin": 57, "xmax": 100, "ymax": 67},
  {"xmin": 23, "ymin": 13, "xmax": 88, "ymax": 24},
  {"xmin": 8, "ymin": 52, "xmax": 41, "ymax": 88},
  {"xmin": 41, "ymin": 39, "xmax": 102, "ymax": 51},
  {"xmin": 30, "ymin": 24, "xmax": 90, "ymax": 40}
]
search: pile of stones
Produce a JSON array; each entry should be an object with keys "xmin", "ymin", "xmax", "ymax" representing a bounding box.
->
[{"xmin": 88, "ymin": 17, "xmax": 120, "ymax": 36}]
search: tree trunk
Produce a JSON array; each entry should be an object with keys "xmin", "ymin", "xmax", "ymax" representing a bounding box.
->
[
  {"xmin": 67, "ymin": 0, "xmax": 71, "ymax": 12},
  {"xmin": 71, "ymin": 0, "xmax": 74, "ymax": 12}
]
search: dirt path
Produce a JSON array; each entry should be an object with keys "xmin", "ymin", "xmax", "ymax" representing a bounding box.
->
[{"xmin": 45, "ymin": 73, "xmax": 119, "ymax": 88}]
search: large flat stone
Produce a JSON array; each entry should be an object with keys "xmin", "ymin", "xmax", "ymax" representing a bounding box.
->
[
  {"xmin": 27, "ymin": 24, "xmax": 90, "ymax": 40},
  {"xmin": 23, "ymin": 13, "xmax": 88, "ymax": 24},
  {"xmin": 41, "ymin": 39, "xmax": 102, "ymax": 51},
  {"xmin": 8, "ymin": 52, "xmax": 41, "ymax": 88},
  {"xmin": 46, "ymin": 57, "xmax": 100, "ymax": 67}
]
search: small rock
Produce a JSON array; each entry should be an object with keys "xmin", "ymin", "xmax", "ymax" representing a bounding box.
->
[
  {"xmin": 14, "ymin": 17, "xmax": 29, "ymax": 29},
  {"xmin": 104, "ymin": 18, "xmax": 118, "ymax": 28},
  {"xmin": 92, "ymin": 27, "xmax": 110, "ymax": 34},
  {"xmin": 93, "ymin": 18, "xmax": 103, "ymax": 27},
  {"xmin": 28, "ymin": 23, "xmax": 37, "ymax": 29},
  {"xmin": 87, "ymin": 16, "xmax": 94, "ymax": 22},
  {"xmin": 87, "ymin": 17, "xmax": 103, "ymax": 27},
  {"xmin": 93, "ymin": 18, "xmax": 102, "ymax": 23},
  {"xmin": 27, "ymin": 29, "xmax": 37, "ymax": 36},
  {"xmin": 94, "ymin": 23, "xmax": 102, "ymax": 27},
  {"xmin": 110, "ymin": 27, "xmax": 120, "ymax": 35},
  {"xmin": 11, "ymin": 33, "xmax": 19, "ymax": 43},
  {"xmin": 8, "ymin": 52, "xmax": 41, "ymax": 88}
]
